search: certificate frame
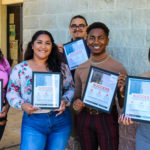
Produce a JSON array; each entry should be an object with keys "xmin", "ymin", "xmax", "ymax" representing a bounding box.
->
[
  {"xmin": 0, "ymin": 79, "xmax": 3, "ymax": 112},
  {"xmin": 32, "ymin": 72, "xmax": 62, "ymax": 109},
  {"xmin": 82, "ymin": 66, "xmax": 119, "ymax": 114},
  {"xmin": 123, "ymin": 76, "xmax": 150, "ymax": 123},
  {"xmin": 63, "ymin": 38, "xmax": 89, "ymax": 71}
]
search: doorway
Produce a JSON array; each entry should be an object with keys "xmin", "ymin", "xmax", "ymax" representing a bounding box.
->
[{"xmin": 7, "ymin": 4, "xmax": 23, "ymax": 67}]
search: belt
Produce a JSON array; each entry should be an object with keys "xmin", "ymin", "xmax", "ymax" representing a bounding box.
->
[{"xmin": 85, "ymin": 107, "xmax": 103, "ymax": 115}]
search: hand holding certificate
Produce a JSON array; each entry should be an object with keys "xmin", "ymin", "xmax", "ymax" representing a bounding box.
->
[
  {"xmin": 0, "ymin": 79, "xmax": 2, "ymax": 112},
  {"xmin": 63, "ymin": 38, "xmax": 89, "ymax": 70},
  {"xmin": 82, "ymin": 66, "xmax": 119, "ymax": 113},
  {"xmin": 32, "ymin": 72, "xmax": 62, "ymax": 109},
  {"xmin": 124, "ymin": 76, "xmax": 150, "ymax": 123}
]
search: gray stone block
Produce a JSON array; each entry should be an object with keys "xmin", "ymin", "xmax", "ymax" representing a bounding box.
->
[
  {"xmin": 50, "ymin": 29, "xmax": 68, "ymax": 44},
  {"xmin": 23, "ymin": 29, "xmax": 31, "ymax": 41},
  {"xmin": 116, "ymin": 0, "xmax": 147, "ymax": 9},
  {"xmin": 127, "ymin": 47, "xmax": 149, "ymax": 75},
  {"xmin": 64, "ymin": 0, "xmax": 89, "ymax": 12},
  {"xmin": 146, "ymin": 29, "xmax": 150, "ymax": 47},
  {"xmin": 110, "ymin": 29, "xmax": 146, "ymax": 48},
  {"xmin": 44, "ymin": 0, "xmax": 66, "ymax": 14},
  {"xmin": 23, "ymin": 0, "xmax": 47, "ymax": 16},
  {"xmin": 132, "ymin": 9, "xmax": 150, "ymax": 28},
  {"xmin": 39, "ymin": 15, "xmax": 57, "ymax": 28},
  {"xmin": 56, "ymin": 14, "xmax": 72, "ymax": 29},
  {"xmin": 23, "ymin": 16, "xmax": 40, "ymax": 29},
  {"xmin": 89, "ymin": 0, "xmax": 115, "ymax": 10},
  {"xmin": 89, "ymin": 10, "xmax": 130, "ymax": 30}
]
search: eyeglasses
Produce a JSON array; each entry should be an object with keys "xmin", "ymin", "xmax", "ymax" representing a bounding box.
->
[{"xmin": 70, "ymin": 24, "xmax": 86, "ymax": 30}]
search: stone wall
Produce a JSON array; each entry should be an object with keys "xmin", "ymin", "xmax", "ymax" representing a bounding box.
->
[{"xmin": 23, "ymin": 0, "xmax": 150, "ymax": 149}]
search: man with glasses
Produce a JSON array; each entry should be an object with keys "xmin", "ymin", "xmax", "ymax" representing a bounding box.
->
[
  {"xmin": 58, "ymin": 15, "xmax": 89, "ymax": 150},
  {"xmin": 58, "ymin": 15, "xmax": 88, "ymax": 53},
  {"xmin": 58, "ymin": 15, "xmax": 90, "ymax": 78},
  {"xmin": 69, "ymin": 15, "xmax": 88, "ymax": 41}
]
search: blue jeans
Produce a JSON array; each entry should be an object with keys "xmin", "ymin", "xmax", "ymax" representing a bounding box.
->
[{"xmin": 20, "ymin": 108, "xmax": 72, "ymax": 150}]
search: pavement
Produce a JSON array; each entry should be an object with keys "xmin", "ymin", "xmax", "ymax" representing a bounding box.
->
[{"xmin": 0, "ymin": 108, "xmax": 22, "ymax": 150}]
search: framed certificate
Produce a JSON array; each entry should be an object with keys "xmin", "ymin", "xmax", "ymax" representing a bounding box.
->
[
  {"xmin": 32, "ymin": 72, "xmax": 62, "ymax": 109},
  {"xmin": 82, "ymin": 66, "xmax": 119, "ymax": 113},
  {"xmin": 63, "ymin": 38, "xmax": 89, "ymax": 70},
  {"xmin": 0, "ymin": 79, "xmax": 3, "ymax": 112},
  {"xmin": 123, "ymin": 76, "xmax": 150, "ymax": 123}
]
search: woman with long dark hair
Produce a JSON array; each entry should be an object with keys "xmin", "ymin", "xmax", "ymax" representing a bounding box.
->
[
  {"xmin": 0, "ymin": 49, "xmax": 11, "ymax": 140},
  {"xmin": 7, "ymin": 30, "xmax": 74, "ymax": 150}
]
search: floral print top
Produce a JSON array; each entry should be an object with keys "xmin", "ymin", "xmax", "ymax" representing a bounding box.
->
[{"xmin": 6, "ymin": 61, "xmax": 74, "ymax": 110}]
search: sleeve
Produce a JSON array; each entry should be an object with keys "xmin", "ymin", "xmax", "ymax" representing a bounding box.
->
[
  {"xmin": 61, "ymin": 64, "xmax": 75, "ymax": 105},
  {"xmin": 117, "ymin": 64, "xmax": 127, "ymax": 108},
  {"xmin": 73, "ymin": 67, "xmax": 82, "ymax": 101},
  {"xmin": 4, "ymin": 58, "xmax": 11, "ymax": 76},
  {"xmin": 119, "ymin": 64, "xmax": 127, "ymax": 75},
  {"xmin": 3, "ymin": 58, "xmax": 11, "ymax": 101},
  {"xmin": 7, "ymin": 58, "xmax": 11, "ymax": 76},
  {"xmin": 6, "ymin": 65, "xmax": 24, "ymax": 110}
]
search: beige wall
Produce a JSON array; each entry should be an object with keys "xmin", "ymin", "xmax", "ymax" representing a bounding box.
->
[
  {"xmin": 0, "ymin": 0, "xmax": 7, "ymax": 57},
  {"xmin": 2, "ymin": 0, "xmax": 23, "ymax": 5}
]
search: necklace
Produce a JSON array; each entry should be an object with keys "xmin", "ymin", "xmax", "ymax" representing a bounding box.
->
[{"xmin": 89, "ymin": 56, "xmax": 109, "ymax": 65}]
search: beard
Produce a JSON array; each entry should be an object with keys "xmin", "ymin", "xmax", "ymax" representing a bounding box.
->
[{"xmin": 73, "ymin": 30, "xmax": 84, "ymax": 39}]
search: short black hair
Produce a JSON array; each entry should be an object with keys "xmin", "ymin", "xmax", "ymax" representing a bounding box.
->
[
  {"xmin": 69, "ymin": 15, "xmax": 88, "ymax": 26},
  {"xmin": 87, "ymin": 22, "xmax": 109, "ymax": 37}
]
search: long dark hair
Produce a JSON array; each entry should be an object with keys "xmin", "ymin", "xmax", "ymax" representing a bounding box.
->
[
  {"xmin": 24, "ymin": 30, "xmax": 62, "ymax": 72},
  {"xmin": 0, "ymin": 49, "xmax": 4, "ymax": 63}
]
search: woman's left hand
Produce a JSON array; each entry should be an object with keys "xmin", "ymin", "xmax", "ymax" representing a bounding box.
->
[
  {"xmin": 0, "ymin": 104, "xmax": 10, "ymax": 118},
  {"xmin": 54, "ymin": 100, "xmax": 67, "ymax": 117}
]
